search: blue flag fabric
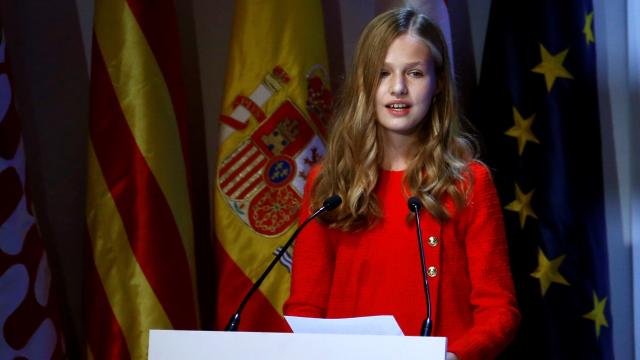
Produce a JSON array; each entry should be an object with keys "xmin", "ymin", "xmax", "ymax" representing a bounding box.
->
[{"xmin": 473, "ymin": 1, "xmax": 614, "ymax": 359}]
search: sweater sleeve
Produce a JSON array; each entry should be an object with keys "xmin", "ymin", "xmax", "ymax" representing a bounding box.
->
[
  {"xmin": 447, "ymin": 162, "xmax": 521, "ymax": 360},
  {"xmin": 283, "ymin": 165, "xmax": 334, "ymax": 317}
]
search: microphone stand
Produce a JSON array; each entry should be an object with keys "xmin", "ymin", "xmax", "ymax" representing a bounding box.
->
[
  {"xmin": 408, "ymin": 197, "xmax": 432, "ymax": 336},
  {"xmin": 225, "ymin": 195, "xmax": 341, "ymax": 331}
]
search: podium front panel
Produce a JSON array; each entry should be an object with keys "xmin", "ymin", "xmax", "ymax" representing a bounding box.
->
[{"xmin": 149, "ymin": 330, "xmax": 447, "ymax": 359}]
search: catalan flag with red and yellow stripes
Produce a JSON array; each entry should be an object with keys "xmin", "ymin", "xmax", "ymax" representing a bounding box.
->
[{"xmin": 85, "ymin": 0, "xmax": 199, "ymax": 359}]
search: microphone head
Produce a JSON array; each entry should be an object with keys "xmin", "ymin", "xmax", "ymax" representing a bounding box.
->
[
  {"xmin": 322, "ymin": 195, "xmax": 342, "ymax": 211},
  {"xmin": 408, "ymin": 196, "xmax": 422, "ymax": 212}
]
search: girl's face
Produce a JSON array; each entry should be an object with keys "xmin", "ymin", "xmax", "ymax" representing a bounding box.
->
[{"xmin": 375, "ymin": 33, "xmax": 437, "ymax": 140}]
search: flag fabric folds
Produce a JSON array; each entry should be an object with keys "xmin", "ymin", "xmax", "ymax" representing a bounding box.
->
[
  {"xmin": 474, "ymin": 1, "xmax": 613, "ymax": 359},
  {"xmin": 0, "ymin": 35, "xmax": 65, "ymax": 359},
  {"xmin": 85, "ymin": 0, "xmax": 199, "ymax": 358},
  {"xmin": 215, "ymin": 0, "xmax": 332, "ymax": 331}
]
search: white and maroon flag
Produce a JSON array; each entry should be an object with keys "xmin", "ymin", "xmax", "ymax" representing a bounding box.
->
[{"xmin": 0, "ymin": 33, "xmax": 65, "ymax": 359}]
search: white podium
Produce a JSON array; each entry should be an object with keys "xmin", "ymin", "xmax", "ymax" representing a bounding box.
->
[{"xmin": 148, "ymin": 330, "xmax": 447, "ymax": 359}]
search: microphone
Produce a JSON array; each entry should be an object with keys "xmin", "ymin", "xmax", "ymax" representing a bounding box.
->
[
  {"xmin": 408, "ymin": 196, "xmax": 432, "ymax": 337},
  {"xmin": 225, "ymin": 194, "xmax": 342, "ymax": 331}
]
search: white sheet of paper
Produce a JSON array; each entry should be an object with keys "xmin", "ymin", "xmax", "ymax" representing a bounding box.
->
[{"xmin": 285, "ymin": 315, "xmax": 404, "ymax": 336}]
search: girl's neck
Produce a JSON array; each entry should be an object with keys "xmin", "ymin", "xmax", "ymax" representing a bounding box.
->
[
  {"xmin": 381, "ymin": 131, "xmax": 417, "ymax": 171},
  {"xmin": 382, "ymin": 156, "xmax": 409, "ymax": 171}
]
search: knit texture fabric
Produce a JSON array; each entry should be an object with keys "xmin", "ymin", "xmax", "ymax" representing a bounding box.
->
[{"xmin": 284, "ymin": 162, "xmax": 520, "ymax": 360}]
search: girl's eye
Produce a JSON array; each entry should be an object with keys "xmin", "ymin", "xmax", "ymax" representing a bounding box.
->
[
  {"xmin": 380, "ymin": 70, "xmax": 390, "ymax": 78},
  {"xmin": 408, "ymin": 70, "xmax": 424, "ymax": 77}
]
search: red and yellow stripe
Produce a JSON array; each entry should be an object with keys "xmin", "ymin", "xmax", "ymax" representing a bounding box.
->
[
  {"xmin": 85, "ymin": 0, "xmax": 198, "ymax": 358},
  {"xmin": 214, "ymin": 0, "xmax": 331, "ymax": 331}
]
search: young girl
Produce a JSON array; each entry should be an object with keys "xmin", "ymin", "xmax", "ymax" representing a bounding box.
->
[{"xmin": 284, "ymin": 8, "xmax": 520, "ymax": 360}]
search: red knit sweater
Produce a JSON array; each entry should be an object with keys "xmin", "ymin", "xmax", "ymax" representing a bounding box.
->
[{"xmin": 284, "ymin": 162, "xmax": 520, "ymax": 360}]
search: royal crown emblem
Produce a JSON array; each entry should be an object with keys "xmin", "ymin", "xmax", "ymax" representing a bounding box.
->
[{"xmin": 218, "ymin": 65, "xmax": 331, "ymax": 236}]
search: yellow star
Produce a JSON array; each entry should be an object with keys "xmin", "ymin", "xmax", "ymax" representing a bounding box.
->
[
  {"xmin": 583, "ymin": 12, "xmax": 595, "ymax": 45},
  {"xmin": 504, "ymin": 183, "xmax": 538, "ymax": 228},
  {"xmin": 583, "ymin": 291, "xmax": 609, "ymax": 337},
  {"xmin": 530, "ymin": 247, "xmax": 570, "ymax": 296},
  {"xmin": 531, "ymin": 44, "xmax": 574, "ymax": 92},
  {"xmin": 505, "ymin": 107, "xmax": 540, "ymax": 155}
]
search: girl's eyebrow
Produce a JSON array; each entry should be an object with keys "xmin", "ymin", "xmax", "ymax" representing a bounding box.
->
[{"xmin": 382, "ymin": 61, "xmax": 426, "ymax": 68}]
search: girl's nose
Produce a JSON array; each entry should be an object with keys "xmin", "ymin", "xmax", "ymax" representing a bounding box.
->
[{"xmin": 390, "ymin": 75, "xmax": 408, "ymax": 96}]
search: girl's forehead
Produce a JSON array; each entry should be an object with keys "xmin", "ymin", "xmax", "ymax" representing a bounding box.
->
[{"xmin": 383, "ymin": 34, "xmax": 433, "ymax": 62}]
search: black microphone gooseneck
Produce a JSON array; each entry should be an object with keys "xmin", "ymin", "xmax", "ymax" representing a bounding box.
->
[
  {"xmin": 408, "ymin": 196, "xmax": 432, "ymax": 337},
  {"xmin": 225, "ymin": 194, "xmax": 342, "ymax": 331}
]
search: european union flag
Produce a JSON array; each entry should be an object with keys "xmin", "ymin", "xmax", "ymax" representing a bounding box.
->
[{"xmin": 473, "ymin": 1, "xmax": 614, "ymax": 359}]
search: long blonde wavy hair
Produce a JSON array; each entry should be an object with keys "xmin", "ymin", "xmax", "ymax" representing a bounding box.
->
[{"xmin": 311, "ymin": 8, "xmax": 477, "ymax": 230}]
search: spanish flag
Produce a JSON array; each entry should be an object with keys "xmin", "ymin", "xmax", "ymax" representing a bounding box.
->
[
  {"xmin": 215, "ymin": 0, "xmax": 332, "ymax": 331},
  {"xmin": 85, "ymin": 0, "xmax": 199, "ymax": 359}
]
